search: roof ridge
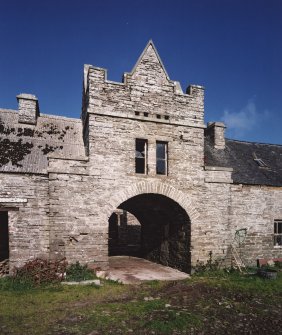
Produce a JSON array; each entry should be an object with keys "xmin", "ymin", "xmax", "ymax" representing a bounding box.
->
[
  {"xmin": 39, "ymin": 114, "xmax": 81, "ymax": 122},
  {"xmin": 226, "ymin": 138, "xmax": 282, "ymax": 147}
]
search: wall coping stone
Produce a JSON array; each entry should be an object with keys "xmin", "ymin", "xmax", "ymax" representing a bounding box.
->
[
  {"xmin": 47, "ymin": 156, "xmax": 89, "ymax": 162},
  {"xmin": 16, "ymin": 93, "xmax": 38, "ymax": 101},
  {"xmin": 204, "ymin": 166, "xmax": 233, "ymax": 172},
  {"xmin": 204, "ymin": 178, "xmax": 233, "ymax": 184},
  {"xmin": 0, "ymin": 198, "xmax": 27, "ymax": 203}
]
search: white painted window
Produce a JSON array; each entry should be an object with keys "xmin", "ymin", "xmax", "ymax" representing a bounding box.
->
[
  {"xmin": 135, "ymin": 139, "xmax": 148, "ymax": 174},
  {"xmin": 274, "ymin": 220, "xmax": 282, "ymax": 246},
  {"xmin": 156, "ymin": 141, "xmax": 168, "ymax": 175}
]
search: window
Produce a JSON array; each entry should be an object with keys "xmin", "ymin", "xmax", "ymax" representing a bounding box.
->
[
  {"xmin": 274, "ymin": 220, "xmax": 282, "ymax": 246},
  {"xmin": 135, "ymin": 139, "xmax": 147, "ymax": 174},
  {"xmin": 156, "ymin": 141, "xmax": 168, "ymax": 175}
]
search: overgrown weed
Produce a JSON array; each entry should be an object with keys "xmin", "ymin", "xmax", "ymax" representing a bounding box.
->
[{"xmin": 65, "ymin": 261, "xmax": 97, "ymax": 282}]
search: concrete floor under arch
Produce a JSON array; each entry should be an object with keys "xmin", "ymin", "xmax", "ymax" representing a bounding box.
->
[
  {"xmin": 109, "ymin": 193, "xmax": 192, "ymax": 274},
  {"xmin": 101, "ymin": 256, "xmax": 190, "ymax": 284}
]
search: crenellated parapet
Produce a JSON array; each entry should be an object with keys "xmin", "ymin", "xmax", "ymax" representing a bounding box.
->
[{"xmin": 82, "ymin": 41, "xmax": 205, "ymax": 130}]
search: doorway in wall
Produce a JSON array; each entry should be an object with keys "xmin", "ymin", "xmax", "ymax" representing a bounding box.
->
[
  {"xmin": 0, "ymin": 211, "xmax": 9, "ymax": 262},
  {"xmin": 108, "ymin": 193, "xmax": 191, "ymax": 273}
]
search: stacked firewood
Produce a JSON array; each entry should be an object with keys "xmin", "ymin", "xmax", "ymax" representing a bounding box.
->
[
  {"xmin": 0, "ymin": 259, "xmax": 9, "ymax": 276},
  {"xmin": 14, "ymin": 258, "xmax": 67, "ymax": 284}
]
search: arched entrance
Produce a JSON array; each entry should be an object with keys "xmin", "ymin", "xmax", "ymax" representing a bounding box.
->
[{"xmin": 108, "ymin": 193, "xmax": 191, "ymax": 273}]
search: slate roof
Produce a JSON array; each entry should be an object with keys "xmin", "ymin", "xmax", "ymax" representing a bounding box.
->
[
  {"xmin": 205, "ymin": 138, "xmax": 282, "ymax": 186},
  {"xmin": 0, "ymin": 109, "xmax": 85, "ymax": 174}
]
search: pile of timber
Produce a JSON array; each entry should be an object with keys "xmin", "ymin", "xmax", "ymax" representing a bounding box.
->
[
  {"xmin": 0, "ymin": 259, "xmax": 9, "ymax": 276},
  {"xmin": 14, "ymin": 258, "xmax": 67, "ymax": 284}
]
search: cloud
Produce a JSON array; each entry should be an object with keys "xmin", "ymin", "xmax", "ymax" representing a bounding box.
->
[{"xmin": 221, "ymin": 100, "xmax": 269, "ymax": 138}]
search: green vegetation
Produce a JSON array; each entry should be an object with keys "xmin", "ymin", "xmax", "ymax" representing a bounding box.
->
[
  {"xmin": 65, "ymin": 262, "xmax": 97, "ymax": 282},
  {"xmin": 0, "ymin": 271, "xmax": 281, "ymax": 335}
]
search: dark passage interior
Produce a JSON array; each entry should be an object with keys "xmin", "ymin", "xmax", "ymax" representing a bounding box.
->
[
  {"xmin": 108, "ymin": 194, "xmax": 191, "ymax": 273},
  {"xmin": 0, "ymin": 211, "xmax": 9, "ymax": 261}
]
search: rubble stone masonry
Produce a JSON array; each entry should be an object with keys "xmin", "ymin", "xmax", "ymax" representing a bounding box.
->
[{"xmin": 0, "ymin": 41, "xmax": 281, "ymax": 272}]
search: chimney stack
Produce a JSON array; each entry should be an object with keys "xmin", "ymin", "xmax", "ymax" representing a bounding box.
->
[
  {"xmin": 17, "ymin": 94, "xmax": 40, "ymax": 125},
  {"xmin": 206, "ymin": 122, "xmax": 226, "ymax": 149}
]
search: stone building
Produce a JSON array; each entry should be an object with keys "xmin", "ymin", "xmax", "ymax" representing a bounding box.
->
[{"xmin": 0, "ymin": 41, "xmax": 281, "ymax": 273}]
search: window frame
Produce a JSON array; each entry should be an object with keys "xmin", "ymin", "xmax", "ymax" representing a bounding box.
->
[
  {"xmin": 274, "ymin": 220, "xmax": 282, "ymax": 247},
  {"xmin": 156, "ymin": 141, "xmax": 168, "ymax": 176},
  {"xmin": 135, "ymin": 138, "xmax": 148, "ymax": 175}
]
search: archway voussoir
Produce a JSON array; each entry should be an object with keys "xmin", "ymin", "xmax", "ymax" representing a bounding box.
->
[
  {"xmin": 163, "ymin": 184, "xmax": 170, "ymax": 197},
  {"xmin": 151, "ymin": 182, "xmax": 159, "ymax": 193},
  {"xmin": 161, "ymin": 183, "xmax": 167, "ymax": 196},
  {"xmin": 136, "ymin": 182, "xmax": 144, "ymax": 193},
  {"xmin": 167, "ymin": 186, "xmax": 177, "ymax": 200},
  {"xmin": 108, "ymin": 181, "xmax": 200, "ymax": 222},
  {"xmin": 146, "ymin": 182, "xmax": 152, "ymax": 193},
  {"xmin": 125, "ymin": 185, "xmax": 137, "ymax": 199},
  {"xmin": 182, "ymin": 198, "xmax": 192, "ymax": 209}
]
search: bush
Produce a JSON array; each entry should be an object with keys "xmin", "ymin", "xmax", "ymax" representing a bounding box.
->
[{"xmin": 65, "ymin": 262, "xmax": 96, "ymax": 282}]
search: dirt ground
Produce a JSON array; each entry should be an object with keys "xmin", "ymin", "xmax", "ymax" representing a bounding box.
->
[
  {"xmin": 53, "ymin": 277, "xmax": 281, "ymax": 335},
  {"xmin": 155, "ymin": 280, "xmax": 281, "ymax": 335},
  {"xmin": 1, "ymin": 265, "xmax": 281, "ymax": 335}
]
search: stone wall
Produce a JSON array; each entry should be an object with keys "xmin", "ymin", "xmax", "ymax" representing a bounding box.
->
[
  {"xmin": 48, "ymin": 157, "xmax": 108, "ymax": 269},
  {"xmin": 0, "ymin": 173, "xmax": 49, "ymax": 269},
  {"xmin": 191, "ymin": 180, "xmax": 282, "ymax": 267},
  {"xmin": 230, "ymin": 185, "xmax": 282, "ymax": 265}
]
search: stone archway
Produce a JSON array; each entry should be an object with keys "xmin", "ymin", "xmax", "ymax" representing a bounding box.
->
[
  {"xmin": 105, "ymin": 181, "xmax": 199, "ymax": 222},
  {"xmin": 108, "ymin": 192, "xmax": 192, "ymax": 273}
]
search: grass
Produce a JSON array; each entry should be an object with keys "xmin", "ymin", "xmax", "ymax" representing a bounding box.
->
[
  {"xmin": 192, "ymin": 268, "xmax": 282, "ymax": 293},
  {"xmin": 0, "ymin": 271, "xmax": 281, "ymax": 335}
]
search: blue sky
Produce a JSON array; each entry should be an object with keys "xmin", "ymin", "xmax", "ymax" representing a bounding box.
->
[{"xmin": 0, "ymin": 0, "xmax": 281, "ymax": 144}]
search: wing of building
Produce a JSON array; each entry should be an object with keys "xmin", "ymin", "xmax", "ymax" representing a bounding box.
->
[{"xmin": 0, "ymin": 41, "xmax": 281, "ymax": 272}]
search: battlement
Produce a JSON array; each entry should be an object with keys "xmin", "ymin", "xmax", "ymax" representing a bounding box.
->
[{"xmin": 82, "ymin": 41, "xmax": 205, "ymax": 128}]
